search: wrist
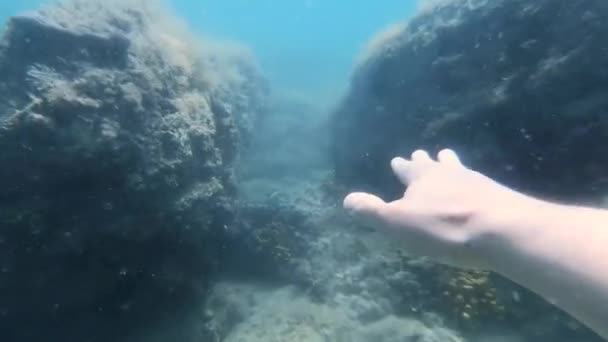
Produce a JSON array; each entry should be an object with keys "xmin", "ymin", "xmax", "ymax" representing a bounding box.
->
[{"xmin": 469, "ymin": 190, "xmax": 554, "ymax": 272}]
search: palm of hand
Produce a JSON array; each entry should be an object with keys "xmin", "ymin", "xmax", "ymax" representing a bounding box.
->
[{"xmin": 344, "ymin": 149, "xmax": 517, "ymax": 269}]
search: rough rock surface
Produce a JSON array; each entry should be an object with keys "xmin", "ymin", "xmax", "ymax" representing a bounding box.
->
[
  {"xmin": 203, "ymin": 282, "xmax": 464, "ymax": 342},
  {"xmin": 332, "ymin": 0, "xmax": 608, "ymax": 202},
  {"xmin": 185, "ymin": 200, "xmax": 599, "ymax": 342},
  {"xmin": 330, "ymin": 0, "xmax": 607, "ymax": 340},
  {"xmin": 0, "ymin": 0, "xmax": 266, "ymax": 341}
]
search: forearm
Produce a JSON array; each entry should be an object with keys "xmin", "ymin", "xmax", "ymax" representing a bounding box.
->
[{"xmin": 483, "ymin": 198, "xmax": 608, "ymax": 339}]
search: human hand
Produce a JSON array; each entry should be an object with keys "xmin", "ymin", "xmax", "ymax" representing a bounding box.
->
[{"xmin": 344, "ymin": 149, "xmax": 532, "ymax": 269}]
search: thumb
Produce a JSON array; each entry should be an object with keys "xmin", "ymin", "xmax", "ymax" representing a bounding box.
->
[{"xmin": 343, "ymin": 192, "xmax": 392, "ymax": 228}]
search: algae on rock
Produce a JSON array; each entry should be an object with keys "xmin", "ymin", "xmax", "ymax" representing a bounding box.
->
[{"xmin": 0, "ymin": 0, "xmax": 267, "ymax": 341}]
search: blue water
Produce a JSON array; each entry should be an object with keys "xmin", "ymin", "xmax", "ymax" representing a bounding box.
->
[{"xmin": 1, "ymin": 0, "xmax": 416, "ymax": 103}]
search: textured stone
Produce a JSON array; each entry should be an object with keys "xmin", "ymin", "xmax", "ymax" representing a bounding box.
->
[
  {"xmin": 0, "ymin": 0, "xmax": 266, "ymax": 340},
  {"xmin": 332, "ymin": 0, "xmax": 608, "ymax": 202}
]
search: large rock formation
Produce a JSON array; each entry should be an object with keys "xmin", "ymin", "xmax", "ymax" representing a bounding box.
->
[
  {"xmin": 332, "ymin": 0, "xmax": 608, "ymax": 202},
  {"xmin": 0, "ymin": 0, "xmax": 266, "ymax": 340},
  {"xmin": 330, "ymin": 0, "xmax": 608, "ymax": 340}
]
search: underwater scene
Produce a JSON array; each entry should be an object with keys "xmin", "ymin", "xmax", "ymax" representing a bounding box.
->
[{"xmin": 1, "ymin": 0, "xmax": 607, "ymax": 341}]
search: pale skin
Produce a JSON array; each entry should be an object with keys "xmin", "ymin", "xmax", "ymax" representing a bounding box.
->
[{"xmin": 344, "ymin": 148, "xmax": 608, "ymax": 339}]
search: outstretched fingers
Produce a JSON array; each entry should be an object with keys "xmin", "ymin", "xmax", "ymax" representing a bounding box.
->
[
  {"xmin": 392, "ymin": 149, "xmax": 463, "ymax": 185},
  {"xmin": 346, "ymin": 148, "xmax": 463, "ymax": 226},
  {"xmin": 391, "ymin": 149, "xmax": 436, "ymax": 185},
  {"xmin": 411, "ymin": 149, "xmax": 433, "ymax": 163},
  {"xmin": 437, "ymin": 149, "xmax": 462, "ymax": 167},
  {"xmin": 391, "ymin": 157, "xmax": 413, "ymax": 185},
  {"xmin": 343, "ymin": 192, "xmax": 393, "ymax": 228}
]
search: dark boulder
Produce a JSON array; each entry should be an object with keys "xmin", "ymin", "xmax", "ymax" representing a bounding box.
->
[
  {"xmin": 0, "ymin": 0, "xmax": 266, "ymax": 340},
  {"xmin": 332, "ymin": 0, "xmax": 608, "ymax": 202}
]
